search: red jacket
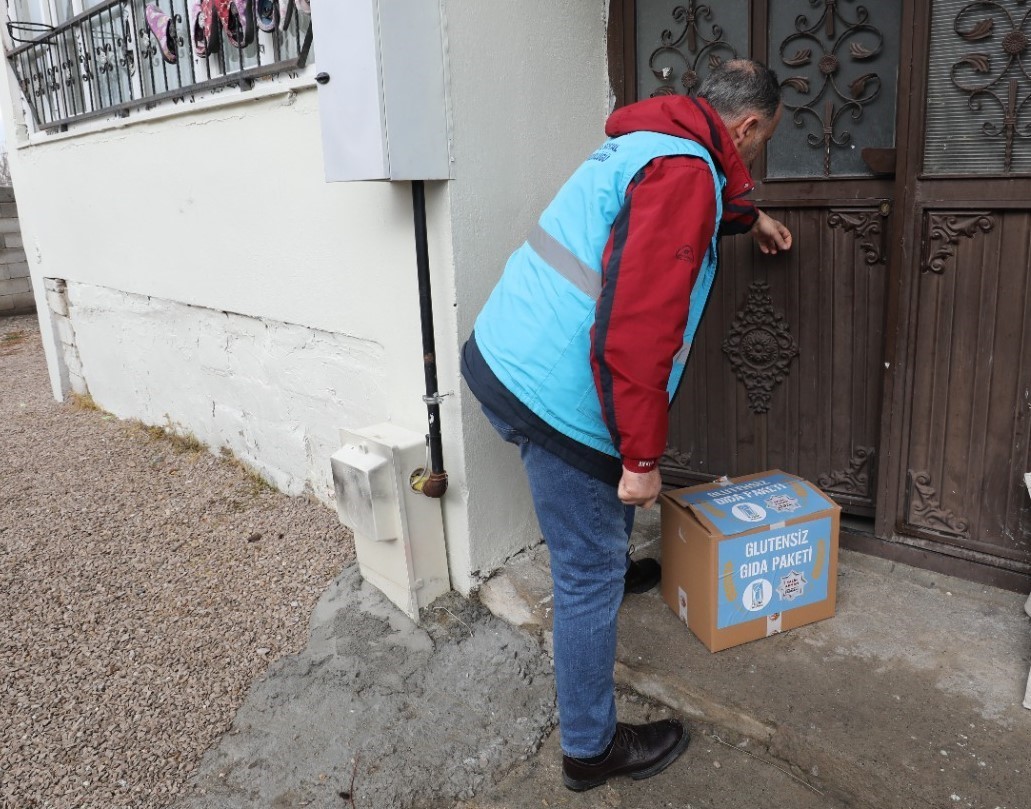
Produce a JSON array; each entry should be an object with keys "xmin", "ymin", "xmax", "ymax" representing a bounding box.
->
[{"xmin": 593, "ymin": 96, "xmax": 758, "ymax": 473}]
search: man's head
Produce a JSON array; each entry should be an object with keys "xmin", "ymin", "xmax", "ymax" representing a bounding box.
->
[{"xmin": 699, "ymin": 60, "xmax": 783, "ymax": 165}]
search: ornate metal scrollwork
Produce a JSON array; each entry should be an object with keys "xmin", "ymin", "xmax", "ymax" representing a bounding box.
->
[
  {"xmin": 827, "ymin": 205, "xmax": 890, "ymax": 265},
  {"xmin": 817, "ymin": 447, "xmax": 875, "ymax": 497},
  {"xmin": 922, "ymin": 211, "xmax": 995, "ymax": 274},
  {"xmin": 906, "ymin": 470, "xmax": 971, "ymax": 537},
  {"xmin": 722, "ymin": 281, "xmax": 799, "ymax": 415},
  {"xmin": 777, "ymin": 0, "xmax": 887, "ymax": 176},
  {"xmin": 648, "ymin": 1, "xmax": 740, "ymax": 97},
  {"xmin": 950, "ymin": 0, "xmax": 1031, "ymax": 172}
]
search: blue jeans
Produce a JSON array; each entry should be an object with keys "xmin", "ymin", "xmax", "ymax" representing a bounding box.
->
[{"xmin": 482, "ymin": 406, "xmax": 634, "ymax": 758}]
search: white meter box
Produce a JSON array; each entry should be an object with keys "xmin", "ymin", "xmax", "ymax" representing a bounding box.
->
[
  {"xmin": 310, "ymin": 0, "xmax": 452, "ymax": 182},
  {"xmin": 330, "ymin": 424, "xmax": 450, "ymax": 621}
]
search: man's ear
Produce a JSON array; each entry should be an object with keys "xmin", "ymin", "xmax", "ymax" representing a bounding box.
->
[{"xmin": 734, "ymin": 114, "xmax": 761, "ymax": 143}]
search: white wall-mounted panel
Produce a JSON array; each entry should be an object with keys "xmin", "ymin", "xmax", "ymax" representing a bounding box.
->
[{"xmin": 311, "ymin": 0, "xmax": 451, "ymax": 181}]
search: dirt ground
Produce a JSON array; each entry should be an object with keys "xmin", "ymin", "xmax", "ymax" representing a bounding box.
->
[{"xmin": 0, "ymin": 313, "xmax": 355, "ymax": 808}]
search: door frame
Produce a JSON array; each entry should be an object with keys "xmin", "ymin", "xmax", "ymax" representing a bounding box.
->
[{"xmin": 607, "ymin": 0, "xmax": 1031, "ymax": 592}]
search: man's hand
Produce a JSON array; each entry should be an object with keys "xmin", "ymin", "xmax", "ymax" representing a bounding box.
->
[
  {"xmin": 752, "ymin": 209, "xmax": 792, "ymax": 255},
  {"xmin": 618, "ymin": 467, "xmax": 662, "ymax": 509}
]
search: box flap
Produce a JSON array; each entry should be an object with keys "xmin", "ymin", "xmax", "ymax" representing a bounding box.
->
[{"xmin": 672, "ymin": 471, "xmax": 830, "ymax": 536}]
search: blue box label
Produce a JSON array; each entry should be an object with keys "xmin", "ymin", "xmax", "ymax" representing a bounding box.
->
[
  {"xmin": 675, "ymin": 472, "xmax": 826, "ymax": 536},
  {"xmin": 716, "ymin": 516, "xmax": 833, "ymax": 629}
]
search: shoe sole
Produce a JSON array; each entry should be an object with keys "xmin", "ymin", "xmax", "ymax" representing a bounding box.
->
[{"xmin": 562, "ymin": 727, "xmax": 692, "ymax": 792}]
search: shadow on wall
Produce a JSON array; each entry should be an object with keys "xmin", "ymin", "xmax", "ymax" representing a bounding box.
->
[{"xmin": 0, "ymin": 185, "xmax": 32, "ymax": 317}]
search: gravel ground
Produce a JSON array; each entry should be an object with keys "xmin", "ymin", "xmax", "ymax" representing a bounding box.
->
[{"xmin": 0, "ymin": 313, "xmax": 355, "ymax": 808}]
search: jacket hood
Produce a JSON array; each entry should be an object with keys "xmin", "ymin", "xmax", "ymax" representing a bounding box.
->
[{"xmin": 604, "ymin": 95, "xmax": 754, "ymax": 199}]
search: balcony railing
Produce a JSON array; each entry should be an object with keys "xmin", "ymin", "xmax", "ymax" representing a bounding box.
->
[{"xmin": 6, "ymin": 0, "xmax": 312, "ymax": 132}]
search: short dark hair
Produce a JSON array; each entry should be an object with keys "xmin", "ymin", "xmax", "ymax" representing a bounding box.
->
[{"xmin": 699, "ymin": 59, "xmax": 781, "ymax": 122}]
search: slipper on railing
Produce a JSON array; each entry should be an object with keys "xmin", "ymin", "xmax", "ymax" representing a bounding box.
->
[
  {"xmin": 255, "ymin": 0, "xmax": 277, "ymax": 32},
  {"xmin": 189, "ymin": 0, "xmax": 220, "ymax": 57},
  {"xmin": 145, "ymin": 3, "xmax": 179, "ymax": 65},
  {"xmin": 213, "ymin": 0, "xmax": 254, "ymax": 48}
]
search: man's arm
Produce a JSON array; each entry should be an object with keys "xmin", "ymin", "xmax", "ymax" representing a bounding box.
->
[{"xmin": 591, "ymin": 156, "xmax": 718, "ymax": 507}]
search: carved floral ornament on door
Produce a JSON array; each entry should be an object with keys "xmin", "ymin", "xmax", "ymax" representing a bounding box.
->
[{"xmin": 721, "ymin": 281, "xmax": 800, "ymax": 415}]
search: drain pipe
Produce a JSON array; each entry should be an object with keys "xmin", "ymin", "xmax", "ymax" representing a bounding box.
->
[{"xmin": 411, "ymin": 180, "xmax": 448, "ymax": 499}]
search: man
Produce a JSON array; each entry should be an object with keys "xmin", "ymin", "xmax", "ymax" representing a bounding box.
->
[{"xmin": 461, "ymin": 60, "xmax": 791, "ymax": 791}]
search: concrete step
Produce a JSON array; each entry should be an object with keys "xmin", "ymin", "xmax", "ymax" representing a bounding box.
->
[{"xmin": 478, "ymin": 512, "xmax": 1031, "ymax": 809}]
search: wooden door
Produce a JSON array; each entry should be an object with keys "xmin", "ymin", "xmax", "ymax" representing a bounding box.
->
[
  {"xmin": 617, "ymin": 0, "xmax": 1031, "ymax": 589},
  {"xmin": 629, "ymin": 0, "xmax": 901, "ymax": 520},
  {"xmin": 877, "ymin": 0, "xmax": 1031, "ymax": 588}
]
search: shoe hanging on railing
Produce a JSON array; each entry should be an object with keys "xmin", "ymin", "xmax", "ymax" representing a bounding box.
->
[
  {"xmin": 145, "ymin": 3, "xmax": 179, "ymax": 65},
  {"xmin": 255, "ymin": 0, "xmax": 278, "ymax": 32},
  {"xmin": 213, "ymin": 0, "xmax": 255, "ymax": 49},
  {"xmin": 189, "ymin": 0, "xmax": 221, "ymax": 58}
]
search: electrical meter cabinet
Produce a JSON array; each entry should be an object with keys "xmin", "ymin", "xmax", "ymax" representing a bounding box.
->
[{"xmin": 309, "ymin": 0, "xmax": 452, "ymax": 182}]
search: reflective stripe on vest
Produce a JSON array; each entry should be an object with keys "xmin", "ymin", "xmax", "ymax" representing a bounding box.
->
[
  {"xmin": 526, "ymin": 224, "xmax": 602, "ymax": 300},
  {"xmin": 528, "ymin": 225, "xmax": 696, "ymax": 366},
  {"xmin": 672, "ymin": 340, "xmax": 691, "ymax": 366}
]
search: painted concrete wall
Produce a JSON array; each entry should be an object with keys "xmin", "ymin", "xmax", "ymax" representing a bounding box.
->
[
  {"xmin": 441, "ymin": 0, "xmax": 613, "ymax": 581},
  {"xmin": 0, "ymin": 0, "xmax": 614, "ymax": 594},
  {"xmin": 0, "ymin": 76, "xmax": 459, "ymax": 544}
]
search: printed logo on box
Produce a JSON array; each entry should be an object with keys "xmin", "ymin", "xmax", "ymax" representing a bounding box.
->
[
  {"xmin": 776, "ymin": 570, "xmax": 808, "ymax": 601},
  {"xmin": 766, "ymin": 494, "xmax": 802, "ymax": 514},
  {"xmin": 732, "ymin": 502, "xmax": 767, "ymax": 523},
  {"xmin": 742, "ymin": 579, "xmax": 773, "ymax": 611}
]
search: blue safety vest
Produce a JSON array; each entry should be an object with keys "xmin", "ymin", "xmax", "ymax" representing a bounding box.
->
[{"xmin": 474, "ymin": 131, "xmax": 726, "ymax": 458}]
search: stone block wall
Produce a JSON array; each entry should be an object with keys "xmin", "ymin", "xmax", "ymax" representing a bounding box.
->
[{"xmin": 0, "ymin": 187, "xmax": 32, "ymax": 315}]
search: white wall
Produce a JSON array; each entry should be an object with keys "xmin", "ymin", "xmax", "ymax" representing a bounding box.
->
[
  {"xmin": 0, "ymin": 0, "xmax": 615, "ymax": 594},
  {"xmin": 0, "ymin": 78, "xmax": 457, "ymax": 521},
  {"xmin": 441, "ymin": 0, "xmax": 613, "ymax": 582}
]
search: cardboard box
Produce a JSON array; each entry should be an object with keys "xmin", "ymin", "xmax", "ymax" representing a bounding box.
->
[{"xmin": 660, "ymin": 470, "xmax": 840, "ymax": 652}]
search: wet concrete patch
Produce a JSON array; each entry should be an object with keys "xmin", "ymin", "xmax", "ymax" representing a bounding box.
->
[{"xmin": 176, "ymin": 568, "xmax": 557, "ymax": 809}]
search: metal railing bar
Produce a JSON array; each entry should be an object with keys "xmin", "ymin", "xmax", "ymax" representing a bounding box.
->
[
  {"xmin": 144, "ymin": 11, "xmax": 158, "ymax": 101},
  {"xmin": 215, "ymin": 7, "xmax": 227, "ymax": 77},
  {"xmin": 155, "ymin": 5, "xmax": 171, "ymax": 96},
  {"xmin": 72, "ymin": 26, "xmax": 87, "ymax": 115},
  {"xmin": 57, "ymin": 29, "xmax": 80, "ymax": 118},
  {"xmin": 48, "ymin": 21, "xmax": 72, "ymax": 119},
  {"xmin": 80, "ymin": 14, "xmax": 101, "ymax": 116},
  {"xmin": 180, "ymin": 0, "xmax": 197, "ymax": 88},
  {"xmin": 96, "ymin": 13, "xmax": 115, "ymax": 110},
  {"xmin": 107, "ymin": 6, "xmax": 125, "ymax": 106},
  {"xmin": 9, "ymin": 0, "xmax": 311, "ymax": 133},
  {"xmin": 171, "ymin": 1, "xmax": 184, "ymax": 94},
  {"xmin": 6, "ymin": 0, "xmax": 123, "ymax": 57},
  {"xmin": 40, "ymin": 40, "xmax": 60, "ymax": 122},
  {"xmin": 37, "ymin": 57, "xmax": 302, "ymax": 130},
  {"xmin": 16, "ymin": 51, "xmax": 41, "ymax": 126}
]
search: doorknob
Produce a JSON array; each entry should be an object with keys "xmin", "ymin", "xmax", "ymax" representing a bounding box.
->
[{"xmin": 861, "ymin": 147, "xmax": 896, "ymax": 176}]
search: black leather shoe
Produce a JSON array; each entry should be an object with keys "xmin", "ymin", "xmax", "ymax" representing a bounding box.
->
[
  {"xmin": 624, "ymin": 558, "xmax": 661, "ymax": 594},
  {"xmin": 562, "ymin": 719, "xmax": 691, "ymax": 791}
]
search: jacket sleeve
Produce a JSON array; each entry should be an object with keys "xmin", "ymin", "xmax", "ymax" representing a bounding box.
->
[
  {"xmin": 591, "ymin": 154, "xmax": 718, "ymax": 473},
  {"xmin": 721, "ymin": 190, "xmax": 759, "ymax": 235}
]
